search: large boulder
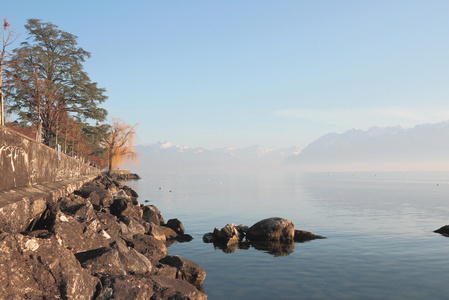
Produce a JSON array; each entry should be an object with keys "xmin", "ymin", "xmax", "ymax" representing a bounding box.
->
[
  {"xmin": 96, "ymin": 274, "xmax": 207, "ymax": 300},
  {"xmin": 79, "ymin": 182, "xmax": 113, "ymax": 207},
  {"xmin": 160, "ymin": 255, "xmax": 206, "ymax": 292},
  {"xmin": 162, "ymin": 226, "xmax": 179, "ymax": 240},
  {"xmin": 122, "ymin": 185, "xmax": 139, "ymax": 197},
  {"xmin": 165, "ymin": 218, "xmax": 185, "ymax": 235},
  {"xmin": 109, "ymin": 198, "xmax": 128, "ymax": 217},
  {"xmin": 150, "ymin": 275, "xmax": 207, "ymax": 300},
  {"xmin": 0, "ymin": 234, "xmax": 97, "ymax": 299},
  {"xmin": 203, "ymin": 224, "xmax": 246, "ymax": 245},
  {"xmin": 217, "ymin": 224, "xmax": 242, "ymax": 245},
  {"xmin": 110, "ymin": 197, "xmax": 142, "ymax": 219},
  {"xmin": 118, "ymin": 216, "xmax": 146, "ymax": 237},
  {"xmin": 146, "ymin": 222, "xmax": 167, "ymax": 242},
  {"xmin": 128, "ymin": 233, "xmax": 168, "ymax": 261},
  {"xmin": 33, "ymin": 203, "xmax": 112, "ymax": 254},
  {"xmin": 142, "ymin": 205, "xmax": 165, "ymax": 225},
  {"xmin": 76, "ymin": 239, "xmax": 152, "ymax": 276},
  {"xmin": 96, "ymin": 274, "xmax": 155, "ymax": 299},
  {"xmin": 246, "ymin": 217, "xmax": 295, "ymax": 242},
  {"xmin": 53, "ymin": 211, "xmax": 111, "ymax": 253}
]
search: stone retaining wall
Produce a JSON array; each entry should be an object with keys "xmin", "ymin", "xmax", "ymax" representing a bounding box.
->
[{"xmin": 0, "ymin": 126, "xmax": 100, "ymax": 191}]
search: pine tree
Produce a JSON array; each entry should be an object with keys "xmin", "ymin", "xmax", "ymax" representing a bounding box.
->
[{"xmin": 5, "ymin": 19, "xmax": 107, "ymax": 145}]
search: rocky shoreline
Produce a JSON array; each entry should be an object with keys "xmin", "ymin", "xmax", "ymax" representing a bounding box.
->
[
  {"xmin": 0, "ymin": 174, "xmax": 206, "ymax": 299},
  {"xmin": 109, "ymin": 172, "xmax": 141, "ymax": 181}
]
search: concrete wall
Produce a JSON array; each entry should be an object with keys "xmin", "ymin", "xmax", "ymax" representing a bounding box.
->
[{"xmin": 0, "ymin": 126, "xmax": 101, "ymax": 191}]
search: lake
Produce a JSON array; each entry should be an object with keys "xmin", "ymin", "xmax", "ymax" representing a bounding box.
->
[{"xmin": 126, "ymin": 171, "xmax": 449, "ymax": 299}]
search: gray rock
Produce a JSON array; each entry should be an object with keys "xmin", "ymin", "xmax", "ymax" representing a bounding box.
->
[
  {"xmin": 294, "ymin": 229, "xmax": 326, "ymax": 242},
  {"xmin": 176, "ymin": 233, "xmax": 193, "ymax": 243},
  {"xmin": 160, "ymin": 255, "xmax": 206, "ymax": 292},
  {"xmin": 203, "ymin": 232, "xmax": 216, "ymax": 243},
  {"xmin": 79, "ymin": 182, "xmax": 113, "ymax": 206},
  {"xmin": 109, "ymin": 198, "xmax": 128, "ymax": 217},
  {"xmin": 119, "ymin": 216, "xmax": 146, "ymax": 236},
  {"xmin": 247, "ymin": 217, "xmax": 295, "ymax": 242},
  {"xmin": 77, "ymin": 239, "xmax": 152, "ymax": 276},
  {"xmin": 165, "ymin": 218, "xmax": 185, "ymax": 235},
  {"xmin": 217, "ymin": 224, "xmax": 241, "ymax": 245},
  {"xmin": 151, "ymin": 262, "xmax": 178, "ymax": 278},
  {"xmin": 113, "ymin": 189, "xmax": 130, "ymax": 200},
  {"xmin": 97, "ymin": 274, "xmax": 207, "ymax": 300},
  {"xmin": 122, "ymin": 185, "xmax": 138, "ymax": 197},
  {"xmin": 150, "ymin": 275, "xmax": 208, "ymax": 300},
  {"xmin": 435, "ymin": 225, "xmax": 449, "ymax": 236},
  {"xmin": 129, "ymin": 233, "xmax": 168, "ymax": 261},
  {"xmin": 162, "ymin": 226, "xmax": 178, "ymax": 240},
  {"xmin": 50, "ymin": 210, "xmax": 111, "ymax": 253},
  {"xmin": 0, "ymin": 234, "xmax": 97, "ymax": 299},
  {"xmin": 96, "ymin": 274, "xmax": 155, "ymax": 299},
  {"xmin": 146, "ymin": 222, "xmax": 167, "ymax": 242},
  {"xmin": 142, "ymin": 205, "xmax": 165, "ymax": 225}
]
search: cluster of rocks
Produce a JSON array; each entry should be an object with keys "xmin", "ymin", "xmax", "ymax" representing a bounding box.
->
[
  {"xmin": 109, "ymin": 172, "xmax": 141, "ymax": 181},
  {"xmin": 203, "ymin": 217, "xmax": 325, "ymax": 256},
  {"xmin": 0, "ymin": 174, "xmax": 206, "ymax": 299}
]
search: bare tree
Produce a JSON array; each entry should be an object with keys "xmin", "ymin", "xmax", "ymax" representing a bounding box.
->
[
  {"xmin": 101, "ymin": 118, "xmax": 138, "ymax": 175},
  {"xmin": 0, "ymin": 18, "xmax": 19, "ymax": 126}
]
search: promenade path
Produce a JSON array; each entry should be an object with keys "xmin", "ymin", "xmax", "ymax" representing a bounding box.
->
[{"xmin": 0, "ymin": 175, "xmax": 97, "ymax": 233}]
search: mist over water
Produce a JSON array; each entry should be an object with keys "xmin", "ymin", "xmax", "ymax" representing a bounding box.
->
[{"xmin": 126, "ymin": 170, "xmax": 449, "ymax": 299}]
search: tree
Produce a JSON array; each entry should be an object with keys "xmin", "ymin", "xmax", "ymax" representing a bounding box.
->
[
  {"xmin": 5, "ymin": 19, "xmax": 107, "ymax": 145},
  {"xmin": 1, "ymin": 18, "xmax": 19, "ymax": 126},
  {"xmin": 81, "ymin": 122, "xmax": 111, "ymax": 166},
  {"xmin": 101, "ymin": 118, "xmax": 138, "ymax": 175}
]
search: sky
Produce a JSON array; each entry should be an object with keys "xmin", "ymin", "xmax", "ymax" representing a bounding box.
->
[{"xmin": 3, "ymin": 1, "xmax": 449, "ymax": 149}]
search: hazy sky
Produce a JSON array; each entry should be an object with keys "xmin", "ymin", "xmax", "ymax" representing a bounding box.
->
[{"xmin": 4, "ymin": 1, "xmax": 449, "ymax": 149}]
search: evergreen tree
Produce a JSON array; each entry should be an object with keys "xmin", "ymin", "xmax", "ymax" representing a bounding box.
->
[{"xmin": 5, "ymin": 19, "xmax": 107, "ymax": 145}]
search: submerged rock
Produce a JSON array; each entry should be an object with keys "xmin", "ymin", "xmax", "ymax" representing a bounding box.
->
[
  {"xmin": 294, "ymin": 229, "xmax": 326, "ymax": 242},
  {"xmin": 434, "ymin": 225, "xmax": 449, "ymax": 236}
]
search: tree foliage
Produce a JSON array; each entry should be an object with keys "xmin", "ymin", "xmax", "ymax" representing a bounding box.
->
[
  {"xmin": 101, "ymin": 118, "xmax": 138, "ymax": 175},
  {"xmin": 5, "ymin": 19, "xmax": 107, "ymax": 145}
]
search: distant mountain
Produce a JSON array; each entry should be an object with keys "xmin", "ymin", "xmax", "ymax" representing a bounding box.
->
[
  {"xmin": 133, "ymin": 142, "xmax": 300, "ymax": 172},
  {"xmin": 285, "ymin": 121, "xmax": 449, "ymax": 171}
]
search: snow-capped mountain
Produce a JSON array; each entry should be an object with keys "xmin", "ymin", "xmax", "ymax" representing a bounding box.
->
[
  {"xmin": 133, "ymin": 142, "xmax": 300, "ymax": 172},
  {"xmin": 286, "ymin": 121, "xmax": 449, "ymax": 171}
]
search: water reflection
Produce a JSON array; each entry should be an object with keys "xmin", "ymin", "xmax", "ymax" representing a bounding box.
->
[{"xmin": 210, "ymin": 240, "xmax": 301, "ymax": 257}]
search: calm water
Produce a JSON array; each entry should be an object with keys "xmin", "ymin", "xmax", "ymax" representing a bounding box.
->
[{"xmin": 126, "ymin": 171, "xmax": 449, "ymax": 299}]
